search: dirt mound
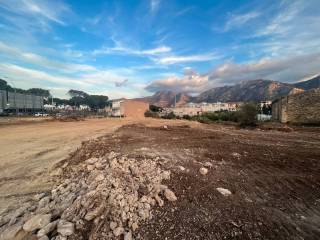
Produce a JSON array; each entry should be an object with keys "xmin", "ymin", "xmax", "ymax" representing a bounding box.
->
[{"xmin": 0, "ymin": 138, "xmax": 177, "ymax": 240}]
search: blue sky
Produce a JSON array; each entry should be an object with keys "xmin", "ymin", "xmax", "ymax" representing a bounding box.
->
[{"xmin": 0, "ymin": 0, "xmax": 319, "ymax": 98}]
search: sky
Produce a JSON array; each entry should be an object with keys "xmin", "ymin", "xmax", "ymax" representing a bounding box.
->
[{"xmin": 0, "ymin": 0, "xmax": 319, "ymax": 99}]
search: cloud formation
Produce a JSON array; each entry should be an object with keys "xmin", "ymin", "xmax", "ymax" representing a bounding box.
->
[{"xmin": 146, "ymin": 52, "xmax": 320, "ymax": 93}]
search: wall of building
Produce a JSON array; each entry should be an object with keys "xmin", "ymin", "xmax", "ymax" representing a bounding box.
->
[
  {"xmin": 0, "ymin": 91, "xmax": 44, "ymax": 111},
  {"xmin": 272, "ymin": 88, "xmax": 320, "ymax": 124},
  {"xmin": 122, "ymin": 100, "xmax": 149, "ymax": 118}
]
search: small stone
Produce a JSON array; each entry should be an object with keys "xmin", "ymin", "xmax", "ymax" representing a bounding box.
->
[
  {"xmin": 110, "ymin": 221, "xmax": 117, "ymax": 230},
  {"xmin": 204, "ymin": 162, "xmax": 213, "ymax": 167},
  {"xmin": 0, "ymin": 224, "xmax": 23, "ymax": 239},
  {"xmin": 113, "ymin": 226, "xmax": 124, "ymax": 237},
  {"xmin": 124, "ymin": 231, "xmax": 133, "ymax": 240},
  {"xmin": 86, "ymin": 157, "xmax": 98, "ymax": 164},
  {"xmin": 164, "ymin": 189, "xmax": 177, "ymax": 201},
  {"xmin": 87, "ymin": 165, "xmax": 95, "ymax": 171},
  {"xmin": 23, "ymin": 214, "xmax": 52, "ymax": 232},
  {"xmin": 178, "ymin": 166, "xmax": 185, "ymax": 171},
  {"xmin": 216, "ymin": 188, "xmax": 232, "ymax": 196},
  {"xmin": 37, "ymin": 220, "xmax": 58, "ymax": 237},
  {"xmin": 95, "ymin": 174, "xmax": 105, "ymax": 182},
  {"xmin": 132, "ymin": 222, "xmax": 138, "ymax": 231},
  {"xmin": 39, "ymin": 235, "xmax": 49, "ymax": 240},
  {"xmin": 231, "ymin": 152, "xmax": 241, "ymax": 158},
  {"xmin": 199, "ymin": 167, "xmax": 208, "ymax": 175},
  {"xmin": 57, "ymin": 220, "xmax": 74, "ymax": 236}
]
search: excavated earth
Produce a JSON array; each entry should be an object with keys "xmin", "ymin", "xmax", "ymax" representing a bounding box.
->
[{"xmin": 1, "ymin": 123, "xmax": 320, "ymax": 240}]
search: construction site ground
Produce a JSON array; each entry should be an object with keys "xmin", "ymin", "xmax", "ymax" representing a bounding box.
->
[{"xmin": 0, "ymin": 117, "xmax": 320, "ymax": 239}]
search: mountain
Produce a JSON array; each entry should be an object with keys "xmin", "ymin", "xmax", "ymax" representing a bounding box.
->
[
  {"xmin": 136, "ymin": 91, "xmax": 191, "ymax": 107},
  {"xmin": 137, "ymin": 78, "xmax": 318, "ymax": 107},
  {"xmin": 196, "ymin": 79, "xmax": 303, "ymax": 103},
  {"xmin": 293, "ymin": 75, "xmax": 320, "ymax": 90}
]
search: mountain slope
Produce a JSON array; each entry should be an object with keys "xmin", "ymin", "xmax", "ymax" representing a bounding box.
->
[
  {"xmin": 196, "ymin": 79, "xmax": 303, "ymax": 103},
  {"xmin": 293, "ymin": 75, "xmax": 320, "ymax": 90},
  {"xmin": 136, "ymin": 91, "xmax": 191, "ymax": 107}
]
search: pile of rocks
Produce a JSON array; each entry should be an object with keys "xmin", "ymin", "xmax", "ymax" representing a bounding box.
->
[{"xmin": 0, "ymin": 151, "xmax": 177, "ymax": 240}]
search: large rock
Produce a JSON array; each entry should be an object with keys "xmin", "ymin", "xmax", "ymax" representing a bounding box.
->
[
  {"xmin": 57, "ymin": 220, "xmax": 74, "ymax": 236},
  {"xmin": 23, "ymin": 214, "xmax": 52, "ymax": 232}
]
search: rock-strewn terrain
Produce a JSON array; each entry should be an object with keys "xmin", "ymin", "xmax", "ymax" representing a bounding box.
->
[
  {"xmin": 1, "ymin": 123, "xmax": 320, "ymax": 240},
  {"xmin": 0, "ymin": 134, "xmax": 177, "ymax": 240}
]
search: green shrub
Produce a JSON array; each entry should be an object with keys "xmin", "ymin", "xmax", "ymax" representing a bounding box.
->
[
  {"xmin": 237, "ymin": 103, "xmax": 258, "ymax": 127},
  {"xmin": 161, "ymin": 112, "xmax": 176, "ymax": 119},
  {"xmin": 144, "ymin": 110, "xmax": 159, "ymax": 118}
]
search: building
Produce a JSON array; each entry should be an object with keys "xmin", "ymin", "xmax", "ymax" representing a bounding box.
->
[
  {"xmin": 0, "ymin": 90, "xmax": 44, "ymax": 113},
  {"xmin": 109, "ymin": 99, "xmax": 149, "ymax": 118},
  {"xmin": 272, "ymin": 88, "xmax": 320, "ymax": 124},
  {"xmin": 165, "ymin": 102, "xmax": 243, "ymax": 117}
]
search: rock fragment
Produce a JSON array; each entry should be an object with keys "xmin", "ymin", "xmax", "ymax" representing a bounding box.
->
[
  {"xmin": 23, "ymin": 214, "xmax": 51, "ymax": 232},
  {"xmin": 164, "ymin": 189, "xmax": 177, "ymax": 201},
  {"xmin": 57, "ymin": 220, "xmax": 74, "ymax": 236},
  {"xmin": 199, "ymin": 167, "xmax": 208, "ymax": 175},
  {"xmin": 216, "ymin": 188, "xmax": 232, "ymax": 196}
]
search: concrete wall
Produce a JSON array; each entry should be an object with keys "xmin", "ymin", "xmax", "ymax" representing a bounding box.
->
[
  {"xmin": 272, "ymin": 88, "xmax": 320, "ymax": 124},
  {"xmin": 122, "ymin": 100, "xmax": 149, "ymax": 118}
]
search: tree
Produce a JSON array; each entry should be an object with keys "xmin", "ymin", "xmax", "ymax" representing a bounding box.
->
[
  {"xmin": 26, "ymin": 88, "xmax": 50, "ymax": 97},
  {"xmin": 149, "ymin": 105, "xmax": 163, "ymax": 112},
  {"xmin": 68, "ymin": 89, "xmax": 89, "ymax": 98}
]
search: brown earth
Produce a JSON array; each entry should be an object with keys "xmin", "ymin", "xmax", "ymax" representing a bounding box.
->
[
  {"xmin": 0, "ymin": 117, "xmax": 197, "ymax": 214},
  {"xmin": 81, "ymin": 123, "xmax": 319, "ymax": 240},
  {"xmin": 1, "ymin": 118, "xmax": 320, "ymax": 239}
]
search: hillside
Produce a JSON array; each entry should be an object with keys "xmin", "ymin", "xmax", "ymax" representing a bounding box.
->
[
  {"xmin": 138, "ymin": 78, "xmax": 320, "ymax": 107},
  {"xmin": 196, "ymin": 79, "xmax": 302, "ymax": 103},
  {"xmin": 293, "ymin": 75, "xmax": 320, "ymax": 90},
  {"xmin": 136, "ymin": 91, "xmax": 191, "ymax": 107}
]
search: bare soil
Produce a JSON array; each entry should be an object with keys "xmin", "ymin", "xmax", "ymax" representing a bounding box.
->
[
  {"xmin": 1, "ymin": 118, "xmax": 320, "ymax": 239},
  {"xmin": 84, "ymin": 123, "xmax": 320, "ymax": 240}
]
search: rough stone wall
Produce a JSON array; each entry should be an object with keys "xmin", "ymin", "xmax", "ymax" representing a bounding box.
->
[
  {"xmin": 122, "ymin": 100, "xmax": 149, "ymax": 118},
  {"xmin": 272, "ymin": 88, "xmax": 320, "ymax": 124}
]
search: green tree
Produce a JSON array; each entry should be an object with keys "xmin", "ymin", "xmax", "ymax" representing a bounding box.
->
[{"xmin": 237, "ymin": 103, "xmax": 258, "ymax": 126}]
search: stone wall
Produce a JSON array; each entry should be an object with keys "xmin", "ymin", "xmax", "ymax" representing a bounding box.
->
[{"xmin": 272, "ymin": 88, "xmax": 320, "ymax": 124}]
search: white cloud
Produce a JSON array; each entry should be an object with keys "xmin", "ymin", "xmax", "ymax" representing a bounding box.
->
[
  {"xmin": 155, "ymin": 53, "xmax": 218, "ymax": 65},
  {"xmin": 0, "ymin": 0, "xmax": 70, "ymax": 30},
  {"xmin": 92, "ymin": 45, "xmax": 171, "ymax": 57},
  {"xmin": 0, "ymin": 42, "xmax": 95, "ymax": 73},
  {"xmin": 146, "ymin": 52, "xmax": 320, "ymax": 93},
  {"xmin": 223, "ymin": 11, "xmax": 260, "ymax": 31}
]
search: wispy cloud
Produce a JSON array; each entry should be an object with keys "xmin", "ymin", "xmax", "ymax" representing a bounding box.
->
[
  {"xmin": 0, "ymin": 0, "xmax": 70, "ymax": 29},
  {"xmin": 0, "ymin": 42, "xmax": 95, "ymax": 73},
  {"xmin": 150, "ymin": 0, "xmax": 161, "ymax": 14},
  {"xmin": 92, "ymin": 44, "xmax": 171, "ymax": 57},
  {"xmin": 155, "ymin": 53, "xmax": 219, "ymax": 65},
  {"xmin": 115, "ymin": 79, "xmax": 128, "ymax": 87},
  {"xmin": 222, "ymin": 11, "xmax": 260, "ymax": 32}
]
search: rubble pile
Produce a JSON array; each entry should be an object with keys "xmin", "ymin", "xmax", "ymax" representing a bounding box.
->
[{"xmin": 0, "ymin": 150, "xmax": 177, "ymax": 240}]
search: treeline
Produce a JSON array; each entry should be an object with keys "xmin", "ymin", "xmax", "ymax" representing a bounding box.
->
[
  {"xmin": 0, "ymin": 80, "xmax": 109, "ymax": 109},
  {"xmin": 0, "ymin": 79, "xmax": 50, "ymax": 96}
]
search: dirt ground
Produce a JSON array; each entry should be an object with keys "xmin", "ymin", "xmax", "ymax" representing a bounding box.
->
[
  {"xmin": 72, "ymin": 123, "xmax": 319, "ymax": 240},
  {"xmin": 1, "ymin": 118, "xmax": 320, "ymax": 239},
  {"xmin": 0, "ymin": 117, "xmax": 197, "ymax": 214}
]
